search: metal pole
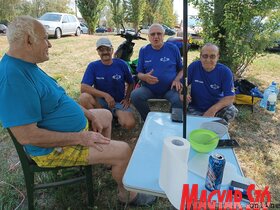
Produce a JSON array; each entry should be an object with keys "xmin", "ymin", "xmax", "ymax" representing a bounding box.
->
[{"xmin": 182, "ymin": 0, "xmax": 188, "ymax": 138}]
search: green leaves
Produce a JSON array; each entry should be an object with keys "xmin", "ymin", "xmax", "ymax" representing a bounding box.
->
[{"xmin": 190, "ymin": 0, "xmax": 280, "ymax": 76}]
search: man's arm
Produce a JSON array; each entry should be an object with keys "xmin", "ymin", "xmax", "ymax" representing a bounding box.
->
[
  {"xmin": 137, "ymin": 70, "xmax": 159, "ymax": 84},
  {"xmin": 79, "ymin": 105, "xmax": 103, "ymax": 133},
  {"xmin": 81, "ymin": 84, "xmax": 112, "ymax": 100},
  {"xmin": 10, "ymin": 123, "xmax": 110, "ymax": 151},
  {"xmin": 81, "ymin": 84, "xmax": 115, "ymax": 108},
  {"xmin": 171, "ymin": 69, "xmax": 183, "ymax": 91},
  {"xmin": 203, "ymin": 95, "xmax": 235, "ymax": 117},
  {"xmin": 121, "ymin": 82, "xmax": 134, "ymax": 109}
]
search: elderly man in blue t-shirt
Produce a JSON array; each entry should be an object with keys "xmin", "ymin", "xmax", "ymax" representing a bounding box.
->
[
  {"xmin": 0, "ymin": 16, "xmax": 155, "ymax": 206},
  {"xmin": 131, "ymin": 23, "xmax": 183, "ymax": 121},
  {"xmin": 79, "ymin": 37, "xmax": 136, "ymax": 129},
  {"xmin": 184, "ymin": 43, "xmax": 238, "ymax": 122}
]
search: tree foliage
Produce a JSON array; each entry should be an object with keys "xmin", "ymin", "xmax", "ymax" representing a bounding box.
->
[
  {"xmin": 109, "ymin": 0, "xmax": 123, "ymax": 30},
  {"xmin": 123, "ymin": 0, "xmax": 146, "ymax": 29},
  {"xmin": 156, "ymin": 0, "xmax": 176, "ymax": 27},
  {"xmin": 77, "ymin": 0, "xmax": 106, "ymax": 34},
  {"xmin": 0, "ymin": 0, "xmax": 71, "ymax": 23},
  {"xmin": 142, "ymin": 0, "xmax": 162, "ymax": 26},
  {"xmin": 190, "ymin": 0, "xmax": 280, "ymax": 76}
]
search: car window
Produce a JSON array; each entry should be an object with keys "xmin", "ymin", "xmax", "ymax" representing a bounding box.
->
[
  {"xmin": 68, "ymin": 15, "xmax": 77, "ymax": 23},
  {"xmin": 62, "ymin": 15, "xmax": 69, "ymax": 23},
  {"xmin": 39, "ymin": 14, "xmax": 62, "ymax": 22}
]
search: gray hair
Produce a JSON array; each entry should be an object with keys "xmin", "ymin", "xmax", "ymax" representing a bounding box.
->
[
  {"xmin": 7, "ymin": 16, "xmax": 38, "ymax": 45},
  {"xmin": 148, "ymin": 23, "xmax": 165, "ymax": 34}
]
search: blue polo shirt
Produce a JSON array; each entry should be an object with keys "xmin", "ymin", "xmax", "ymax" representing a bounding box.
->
[
  {"xmin": 187, "ymin": 60, "xmax": 235, "ymax": 112},
  {"xmin": 81, "ymin": 58, "xmax": 133, "ymax": 102},
  {"xmin": 137, "ymin": 42, "xmax": 183, "ymax": 96}
]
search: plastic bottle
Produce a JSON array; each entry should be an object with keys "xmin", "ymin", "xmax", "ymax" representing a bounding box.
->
[
  {"xmin": 267, "ymin": 90, "xmax": 277, "ymax": 112},
  {"xmin": 260, "ymin": 82, "xmax": 279, "ymax": 108}
]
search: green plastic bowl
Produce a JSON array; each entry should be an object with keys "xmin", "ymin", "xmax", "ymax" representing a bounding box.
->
[{"xmin": 189, "ymin": 129, "xmax": 219, "ymax": 153}]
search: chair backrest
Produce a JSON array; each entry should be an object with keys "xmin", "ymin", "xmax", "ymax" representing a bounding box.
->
[{"xmin": 7, "ymin": 128, "xmax": 36, "ymax": 168}]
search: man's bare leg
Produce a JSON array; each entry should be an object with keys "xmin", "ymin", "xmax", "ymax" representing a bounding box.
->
[
  {"xmin": 89, "ymin": 109, "xmax": 112, "ymax": 138},
  {"xmin": 87, "ymin": 140, "xmax": 137, "ymax": 202},
  {"xmin": 115, "ymin": 110, "xmax": 136, "ymax": 130}
]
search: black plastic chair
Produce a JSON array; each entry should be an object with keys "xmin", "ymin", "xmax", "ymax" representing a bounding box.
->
[{"xmin": 7, "ymin": 129, "xmax": 94, "ymax": 210}]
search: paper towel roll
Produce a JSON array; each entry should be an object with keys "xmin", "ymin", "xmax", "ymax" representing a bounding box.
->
[{"xmin": 159, "ymin": 136, "xmax": 190, "ymax": 210}]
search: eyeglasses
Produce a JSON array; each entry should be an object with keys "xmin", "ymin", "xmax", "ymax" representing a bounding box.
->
[
  {"xmin": 98, "ymin": 47, "xmax": 112, "ymax": 52},
  {"xmin": 201, "ymin": 54, "xmax": 218, "ymax": 60},
  {"xmin": 149, "ymin": 32, "xmax": 163, "ymax": 36}
]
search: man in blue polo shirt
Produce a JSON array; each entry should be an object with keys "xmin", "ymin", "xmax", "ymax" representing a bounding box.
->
[
  {"xmin": 79, "ymin": 37, "xmax": 136, "ymax": 129},
  {"xmin": 131, "ymin": 23, "xmax": 183, "ymax": 121},
  {"xmin": 185, "ymin": 43, "xmax": 238, "ymax": 122}
]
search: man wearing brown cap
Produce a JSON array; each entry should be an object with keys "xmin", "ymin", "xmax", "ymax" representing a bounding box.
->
[{"xmin": 79, "ymin": 37, "xmax": 136, "ymax": 129}]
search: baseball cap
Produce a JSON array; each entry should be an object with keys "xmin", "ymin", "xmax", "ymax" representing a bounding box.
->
[{"xmin": 96, "ymin": 37, "xmax": 112, "ymax": 49}]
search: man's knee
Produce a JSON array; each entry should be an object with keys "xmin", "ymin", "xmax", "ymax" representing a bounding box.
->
[
  {"xmin": 216, "ymin": 105, "xmax": 238, "ymax": 122},
  {"xmin": 119, "ymin": 118, "xmax": 136, "ymax": 129},
  {"xmin": 79, "ymin": 92, "xmax": 94, "ymax": 108},
  {"xmin": 90, "ymin": 109, "xmax": 113, "ymax": 123},
  {"xmin": 131, "ymin": 89, "xmax": 140, "ymax": 103},
  {"xmin": 114, "ymin": 141, "xmax": 132, "ymax": 160}
]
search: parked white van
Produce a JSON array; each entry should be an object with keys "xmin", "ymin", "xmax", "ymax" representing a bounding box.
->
[{"xmin": 38, "ymin": 12, "xmax": 81, "ymax": 39}]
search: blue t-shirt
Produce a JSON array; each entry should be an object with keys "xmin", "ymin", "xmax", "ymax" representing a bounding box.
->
[
  {"xmin": 0, "ymin": 54, "xmax": 86, "ymax": 156},
  {"xmin": 137, "ymin": 42, "xmax": 183, "ymax": 96},
  {"xmin": 187, "ymin": 60, "xmax": 235, "ymax": 112},
  {"xmin": 81, "ymin": 58, "xmax": 133, "ymax": 102}
]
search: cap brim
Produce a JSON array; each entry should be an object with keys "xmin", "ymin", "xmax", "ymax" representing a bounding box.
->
[{"xmin": 97, "ymin": 44, "xmax": 112, "ymax": 49}]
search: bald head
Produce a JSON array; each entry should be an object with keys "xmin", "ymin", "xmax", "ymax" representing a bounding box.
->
[
  {"xmin": 201, "ymin": 43, "xmax": 219, "ymax": 54},
  {"xmin": 200, "ymin": 43, "xmax": 220, "ymax": 72}
]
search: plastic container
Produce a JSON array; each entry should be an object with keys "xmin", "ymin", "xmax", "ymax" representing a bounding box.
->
[
  {"xmin": 260, "ymin": 82, "xmax": 279, "ymax": 108},
  {"xmin": 189, "ymin": 129, "xmax": 219, "ymax": 153},
  {"xmin": 267, "ymin": 90, "xmax": 277, "ymax": 112}
]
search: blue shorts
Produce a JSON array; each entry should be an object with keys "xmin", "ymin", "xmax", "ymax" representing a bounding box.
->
[{"xmin": 97, "ymin": 98, "xmax": 132, "ymax": 116}]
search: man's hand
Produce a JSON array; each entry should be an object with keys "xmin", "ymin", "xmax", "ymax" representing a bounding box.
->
[
  {"xmin": 104, "ymin": 93, "xmax": 115, "ymax": 109},
  {"xmin": 180, "ymin": 93, "xmax": 192, "ymax": 103},
  {"xmin": 171, "ymin": 79, "xmax": 183, "ymax": 91},
  {"xmin": 203, "ymin": 108, "xmax": 217, "ymax": 117},
  {"xmin": 120, "ymin": 98, "xmax": 130, "ymax": 109},
  {"xmin": 144, "ymin": 69, "xmax": 159, "ymax": 84},
  {"xmin": 81, "ymin": 131, "xmax": 110, "ymax": 152},
  {"xmin": 90, "ymin": 114, "xmax": 103, "ymax": 133}
]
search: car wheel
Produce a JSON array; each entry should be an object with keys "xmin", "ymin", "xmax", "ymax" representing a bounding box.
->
[
  {"xmin": 75, "ymin": 28, "xmax": 81, "ymax": 36},
  {"xmin": 55, "ymin": 28, "xmax": 61, "ymax": 39}
]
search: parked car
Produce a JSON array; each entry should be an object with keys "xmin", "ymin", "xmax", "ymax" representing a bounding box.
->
[
  {"xmin": 266, "ymin": 40, "xmax": 280, "ymax": 52},
  {"xmin": 140, "ymin": 25, "xmax": 175, "ymax": 36},
  {"xmin": 95, "ymin": 27, "xmax": 107, "ymax": 33},
  {"xmin": 0, "ymin": 24, "xmax": 7, "ymax": 34},
  {"xmin": 38, "ymin": 12, "xmax": 81, "ymax": 39},
  {"xmin": 162, "ymin": 24, "xmax": 176, "ymax": 36},
  {"xmin": 80, "ymin": 23, "xmax": 88, "ymax": 34}
]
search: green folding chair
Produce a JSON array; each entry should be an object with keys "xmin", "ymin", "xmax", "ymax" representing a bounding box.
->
[{"xmin": 7, "ymin": 129, "xmax": 94, "ymax": 210}]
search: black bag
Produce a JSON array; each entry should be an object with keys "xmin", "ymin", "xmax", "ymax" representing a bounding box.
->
[{"xmin": 234, "ymin": 79, "xmax": 256, "ymax": 95}]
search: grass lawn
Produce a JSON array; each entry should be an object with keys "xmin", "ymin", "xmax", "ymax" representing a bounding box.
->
[{"xmin": 0, "ymin": 34, "xmax": 279, "ymax": 209}]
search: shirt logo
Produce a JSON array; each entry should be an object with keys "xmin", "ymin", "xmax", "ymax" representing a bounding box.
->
[
  {"xmin": 210, "ymin": 84, "xmax": 220, "ymax": 89},
  {"xmin": 112, "ymin": 74, "xmax": 121, "ymax": 80},
  {"xmin": 160, "ymin": 57, "xmax": 170, "ymax": 62},
  {"xmin": 194, "ymin": 80, "xmax": 204, "ymax": 84},
  {"xmin": 145, "ymin": 60, "xmax": 152, "ymax": 63},
  {"xmin": 96, "ymin": 77, "xmax": 105, "ymax": 80}
]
